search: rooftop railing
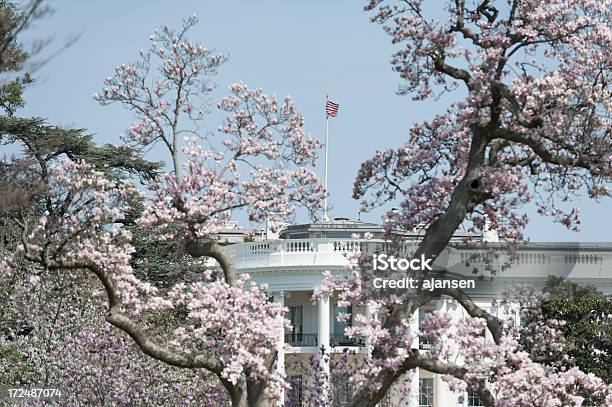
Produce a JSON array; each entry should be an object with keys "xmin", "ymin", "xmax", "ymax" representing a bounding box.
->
[{"xmin": 224, "ymin": 238, "xmax": 612, "ymax": 278}]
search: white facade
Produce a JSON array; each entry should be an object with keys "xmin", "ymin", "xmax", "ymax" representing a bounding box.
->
[{"xmin": 224, "ymin": 224, "xmax": 612, "ymax": 406}]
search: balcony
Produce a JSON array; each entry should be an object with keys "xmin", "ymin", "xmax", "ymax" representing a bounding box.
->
[
  {"xmin": 224, "ymin": 238, "xmax": 612, "ymax": 281},
  {"xmin": 283, "ymin": 333, "xmax": 367, "ymax": 348},
  {"xmin": 331, "ymin": 333, "xmax": 366, "ymax": 347},
  {"xmin": 224, "ymin": 238, "xmax": 375, "ymax": 271},
  {"xmin": 285, "ymin": 333, "xmax": 318, "ymax": 347},
  {"xmin": 419, "ymin": 336, "xmax": 432, "ymax": 350}
]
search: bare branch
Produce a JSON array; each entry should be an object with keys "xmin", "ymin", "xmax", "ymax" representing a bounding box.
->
[
  {"xmin": 493, "ymin": 127, "xmax": 594, "ymax": 170},
  {"xmin": 433, "ymin": 57, "xmax": 473, "ymax": 90},
  {"xmin": 439, "ymin": 288, "xmax": 503, "ymax": 344},
  {"xmin": 20, "ymin": 245, "xmax": 226, "ymax": 374},
  {"xmin": 185, "ymin": 239, "xmax": 238, "ymax": 286}
]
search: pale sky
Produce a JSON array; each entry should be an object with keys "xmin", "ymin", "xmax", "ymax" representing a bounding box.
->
[{"xmin": 16, "ymin": 0, "xmax": 612, "ymax": 241}]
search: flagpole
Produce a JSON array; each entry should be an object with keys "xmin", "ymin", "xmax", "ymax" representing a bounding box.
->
[{"xmin": 324, "ymin": 98, "xmax": 330, "ymax": 223}]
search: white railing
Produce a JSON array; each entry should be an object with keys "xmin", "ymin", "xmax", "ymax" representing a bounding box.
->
[
  {"xmin": 224, "ymin": 239, "xmax": 374, "ymax": 270},
  {"xmin": 227, "ymin": 239, "xmax": 377, "ymax": 258},
  {"xmin": 224, "ymin": 239, "xmax": 612, "ymax": 280}
]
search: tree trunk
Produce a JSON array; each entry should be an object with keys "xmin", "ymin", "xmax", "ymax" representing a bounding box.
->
[{"xmin": 246, "ymin": 377, "xmax": 277, "ymax": 407}]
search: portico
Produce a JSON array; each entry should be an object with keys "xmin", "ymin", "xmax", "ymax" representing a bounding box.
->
[{"xmin": 224, "ymin": 220, "xmax": 612, "ymax": 406}]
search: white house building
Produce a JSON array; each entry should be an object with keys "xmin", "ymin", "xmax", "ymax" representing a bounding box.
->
[{"xmin": 222, "ymin": 219, "xmax": 612, "ymax": 407}]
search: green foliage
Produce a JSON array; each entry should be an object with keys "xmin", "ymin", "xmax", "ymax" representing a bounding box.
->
[
  {"xmin": 129, "ymin": 216, "xmax": 184, "ymax": 287},
  {"xmin": 127, "ymin": 211, "xmax": 215, "ymax": 288},
  {"xmin": 0, "ymin": 116, "xmax": 163, "ymax": 183},
  {"xmin": 542, "ymin": 276, "xmax": 612, "ymax": 383},
  {"xmin": 0, "ymin": 73, "xmax": 31, "ymax": 115},
  {"xmin": 0, "ymin": 340, "xmax": 41, "ymax": 385},
  {"xmin": 0, "ymin": 0, "xmax": 36, "ymax": 116},
  {"xmin": 0, "ymin": 1, "xmax": 226, "ymax": 402},
  {"xmin": 0, "ymin": 0, "xmax": 28, "ymax": 70}
]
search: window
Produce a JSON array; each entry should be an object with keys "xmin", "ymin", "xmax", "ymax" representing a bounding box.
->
[
  {"xmin": 334, "ymin": 305, "xmax": 353, "ymax": 329},
  {"xmin": 289, "ymin": 306, "xmax": 303, "ymax": 335},
  {"xmin": 287, "ymin": 306, "xmax": 304, "ymax": 345},
  {"xmin": 334, "ymin": 375, "xmax": 351, "ymax": 407},
  {"xmin": 419, "ymin": 378, "xmax": 433, "ymax": 407},
  {"xmin": 288, "ymin": 375, "xmax": 302, "ymax": 407},
  {"xmin": 468, "ymin": 390, "xmax": 484, "ymax": 406},
  {"xmin": 418, "ymin": 309, "xmax": 432, "ymax": 348}
]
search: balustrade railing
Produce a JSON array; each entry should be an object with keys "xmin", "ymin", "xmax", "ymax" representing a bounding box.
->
[
  {"xmin": 226, "ymin": 239, "xmax": 427, "ymax": 257},
  {"xmin": 285, "ymin": 333, "xmax": 318, "ymax": 347},
  {"xmin": 419, "ymin": 335, "xmax": 432, "ymax": 350},
  {"xmin": 224, "ymin": 238, "xmax": 612, "ymax": 274},
  {"xmin": 227, "ymin": 239, "xmax": 377, "ymax": 258},
  {"xmin": 284, "ymin": 240, "xmax": 315, "ymax": 252},
  {"xmin": 284, "ymin": 332, "xmax": 365, "ymax": 347},
  {"xmin": 330, "ymin": 333, "xmax": 366, "ymax": 347}
]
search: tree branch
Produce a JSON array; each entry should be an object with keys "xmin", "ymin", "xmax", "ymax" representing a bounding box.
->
[
  {"xmin": 20, "ymin": 240, "xmax": 226, "ymax": 375},
  {"xmin": 450, "ymin": 0, "xmax": 482, "ymax": 47},
  {"xmin": 408, "ymin": 352, "xmax": 495, "ymax": 406},
  {"xmin": 439, "ymin": 288, "xmax": 503, "ymax": 344},
  {"xmin": 185, "ymin": 239, "xmax": 238, "ymax": 286},
  {"xmin": 493, "ymin": 127, "xmax": 594, "ymax": 170},
  {"xmin": 492, "ymin": 81, "xmax": 544, "ymax": 129},
  {"xmin": 433, "ymin": 57, "xmax": 473, "ymax": 90}
]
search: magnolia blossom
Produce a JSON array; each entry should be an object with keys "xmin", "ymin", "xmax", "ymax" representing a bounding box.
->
[
  {"xmin": 93, "ymin": 15, "xmax": 224, "ymax": 150},
  {"xmin": 320, "ymin": 254, "xmax": 611, "ymax": 406},
  {"xmin": 162, "ymin": 275, "xmax": 289, "ymax": 389},
  {"xmin": 345, "ymin": 4, "xmax": 612, "ymax": 402},
  {"xmin": 6, "ymin": 16, "xmax": 325, "ymax": 406},
  {"xmin": 2, "ymin": 159, "xmax": 299, "ymax": 402},
  {"xmin": 0, "ymin": 260, "xmax": 226, "ymax": 406},
  {"xmin": 357, "ymin": 0, "xmax": 612, "ymax": 240},
  {"xmin": 139, "ymin": 83, "xmax": 324, "ymax": 242}
]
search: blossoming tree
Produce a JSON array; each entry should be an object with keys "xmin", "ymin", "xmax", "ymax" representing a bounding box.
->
[
  {"xmin": 319, "ymin": 1, "xmax": 612, "ymax": 406},
  {"xmin": 1, "ymin": 16, "xmax": 324, "ymax": 407}
]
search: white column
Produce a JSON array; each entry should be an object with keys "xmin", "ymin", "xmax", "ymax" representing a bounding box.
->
[
  {"xmin": 484, "ymin": 302, "xmax": 494, "ymax": 343},
  {"xmin": 318, "ymin": 293, "xmax": 331, "ymax": 349},
  {"xmin": 318, "ymin": 292, "xmax": 331, "ymax": 404},
  {"xmin": 273, "ymin": 291, "xmax": 286, "ymax": 406},
  {"xmin": 365, "ymin": 301, "xmax": 373, "ymax": 359},
  {"xmin": 434, "ymin": 298, "xmax": 450, "ymax": 407},
  {"xmin": 446, "ymin": 297, "xmax": 464, "ymax": 406},
  {"xmin": 408, "ymin": 369, "xmax": 420, "ymax": 407},
  {"xmin": 408, "ymin": 309, "xmax": 420, "ymax": 407}
]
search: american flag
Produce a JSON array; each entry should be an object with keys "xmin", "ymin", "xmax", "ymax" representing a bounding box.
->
[{"xmin": 325, "ymin": 100, "xmax": 339, "ymax": 118}]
